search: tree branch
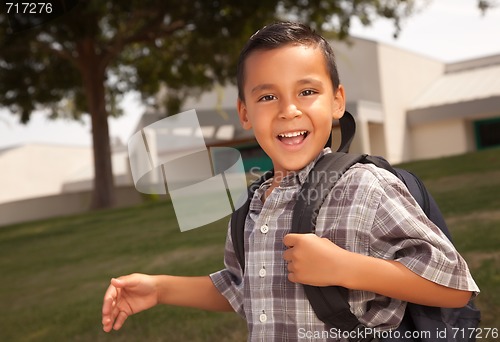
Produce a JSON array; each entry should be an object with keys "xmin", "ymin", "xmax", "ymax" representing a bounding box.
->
[
  {"xmin": 101, "ymin": 13, "xmax": 186, "ymax": 69},
  {"xmin": 33, "ymin": 39, "xmax": 79, "ymax": 69}
]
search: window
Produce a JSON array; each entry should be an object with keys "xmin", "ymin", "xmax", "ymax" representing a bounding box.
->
[{"xmin": 474, "ymin": 117, "xmax": 500, "ymax": 149}]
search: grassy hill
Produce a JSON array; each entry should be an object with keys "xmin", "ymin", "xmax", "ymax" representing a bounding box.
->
[{"xmin": 1, "ymin": 148, "xmax": 499, "ymax": 341}]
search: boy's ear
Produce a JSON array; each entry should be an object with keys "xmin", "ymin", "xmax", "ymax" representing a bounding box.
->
[
  {"xmin": 237, "ymin": 98, "xmax": 252, "ymax": 130},
  {"xmin": 332, "ymin": 84, "xmax": 346, "ymax": 120}
]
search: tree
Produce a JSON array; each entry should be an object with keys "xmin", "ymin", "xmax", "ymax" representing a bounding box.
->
[{"xmin": 0, "ymin": 0, "xmax": 488, "ymax": 209}]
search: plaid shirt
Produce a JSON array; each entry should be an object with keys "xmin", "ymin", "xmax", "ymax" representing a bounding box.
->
[{"xmin": 210, "ymin": 148, "xmax": 479, "ymax": 341}]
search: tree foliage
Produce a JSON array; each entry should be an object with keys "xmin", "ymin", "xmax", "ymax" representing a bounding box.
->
[{"xmin": 0, "ymin": 0, "xmax": 488, "ymax": 209}]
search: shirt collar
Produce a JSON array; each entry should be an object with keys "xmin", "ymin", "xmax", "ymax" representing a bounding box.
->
[
  {"xmin": 295, "ymin": 147, "xmax": 332, "ymax": 186},
  {"xmin": 261, "ymin": 147, "xmax": 333, "ymax": 189}
]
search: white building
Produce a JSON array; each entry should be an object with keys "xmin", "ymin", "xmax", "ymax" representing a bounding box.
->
[
  {"xmin": 140, "ymin": 37, "xmax": 500, "ymax": 165},
  {"xmin": 0, "ymin": 144, "xmax": 93, "ymax": 204},
  {"xmin": 333, "ymin": 37, "xmax": 500, "ymax": 163},
  {"xmin": 0, "ymin": 143, "xmax": 137, "ymax": 226}
]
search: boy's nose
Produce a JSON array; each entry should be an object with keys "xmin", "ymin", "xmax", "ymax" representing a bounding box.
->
[{"xmin": 279, "ymin": 103, "xmax": 302, "ymax": 120}]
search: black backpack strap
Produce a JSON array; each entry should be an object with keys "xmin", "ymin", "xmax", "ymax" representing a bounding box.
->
[
  {"xmin": 231, "ymin": 170, "xmax": 274, "ymax": 271},
  {"xmin": 234, "ymin": 109, "xmax": 355, "ymax": 269},
  {"xmin": 291, "ymin": 152, "xmax": 377, "ymax": 341},
  {"xmin": 292, "ymin": 152, "xmax": 366, "ymax": 234},
  {"xmin": 337, "ymin": 111, "xmax": 356, "ymax": 153}
]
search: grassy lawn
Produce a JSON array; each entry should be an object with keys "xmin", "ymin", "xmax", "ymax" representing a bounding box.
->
[
  {"xmin": 1, "ymin": 148, "xmax": 499, "ymax": 341},
  {"xmin": 0, "ymin": 202, "xmax": 247, "ymax": 341}
]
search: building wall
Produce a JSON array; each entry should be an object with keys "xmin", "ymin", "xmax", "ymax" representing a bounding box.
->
[
  {"xmin": 0, "ymin": 144, "xmax": 92, "ymax": 204},
  {"xmin": 410, "ymin": 118, "xmax": 470, "ymax": 160},
  {"xmin": 0, "ymin": 143, "xmax": 136, "ymax": 226},
  {"xmin": 0, "ymin": 144, "xmax": 132, "ymax": 205},
  {"xmin": 333, "ymin": 38, "xmax": 383, "ymax": 103},
  {"xmin": 183, "ymin": 84, "xmax": 239, "ymax": 111},
  {"xmin": 62, "ymin": 150, "xmax": 133, "ymax": 192},
  {"xmin": 335, "ymin": 38, "xmax": 450, "ymax": 163},
  {"xmin": 377, "ymin": 44, "xmax": 445, "ymax": 163},
  {"xmin": 465, "ymin": 119, "xmax": 477, "ymax": 152},
  {"xmin": 0, "ymin": 185, "xmax": 145, "ymax": 227},
  {"xmin": 368, "ymin": 122, "xmax": 387, "ymax": 157}
]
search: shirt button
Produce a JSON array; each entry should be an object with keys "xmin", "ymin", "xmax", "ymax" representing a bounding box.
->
[
  {"xmin": 259, "ymin": 313, "xmax": 267, "ymax": 323},
  {"xmin": 259, "ymin": 267, "xmax": 266, "ymax": 278},
  {"xmin": 260, "ymin": 224, "xmax": 269, "ymax": 234}
]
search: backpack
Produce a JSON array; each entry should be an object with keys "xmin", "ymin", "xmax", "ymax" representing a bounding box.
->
[{"xmin": 230, "ymin": 111, "xmax": 481, "ymax": 342}]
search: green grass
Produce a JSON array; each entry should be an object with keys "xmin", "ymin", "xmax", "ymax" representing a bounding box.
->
[
  {"xmin": 1, "ymin": 148, "xmax": 499, "ymax": 341},
  {"xmin": 0, "ymin": 203, "xmax": 247, "ymax": 341}
]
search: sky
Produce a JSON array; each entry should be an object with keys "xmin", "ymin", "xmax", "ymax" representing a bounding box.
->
[{"xmin": 1, "ymin": 0, "xmax": 500, "ymax": 150}]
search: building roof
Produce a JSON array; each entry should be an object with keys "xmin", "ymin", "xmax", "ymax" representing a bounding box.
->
[
  {"xmin": 133, "ymin": 108, "xmax": 255, "ymax": 147},
  {"xmin": 0, "ymin": 145, "xmax": 18, "ymax": 156},
  {"xmin": 407, "ymin": 54, "xmax": 500, "ymax": 125},
  {"xmin": 410, "ymin": 60, "xmax": 500, "ymax": 110}
]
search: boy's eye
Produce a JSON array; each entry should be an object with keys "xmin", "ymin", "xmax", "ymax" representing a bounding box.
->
[
  {"xmin": 300, "ymin": 89, "xmax": 317, "ymax": 96},
  {"xmin": 258, "ymin": 94, "xmax": 277, "ymax": 102}
]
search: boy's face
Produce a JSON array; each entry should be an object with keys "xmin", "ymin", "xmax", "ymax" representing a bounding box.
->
[{"xmin": 237, "ymin": 44, "xmax": 345, "ymax": 177}]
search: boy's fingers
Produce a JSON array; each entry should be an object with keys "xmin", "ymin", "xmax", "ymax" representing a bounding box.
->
[
  {"xmin": 283, "ymin": 233, "xmax": 300, "ymax": 247},
  {"xmin": 110, "ymin": 277, "xmax": 126, "ymax": 288},
  {"xmin": 103, "ymin": 321, "xmax": 113, "ymax": 332},
  {"xmin": 282, "ymin": 248, "xmax": 292, "ymax": 261},
  {"xmin": 102, "ymin": 284, "xmax": 118, "ymax": 315},
  {"xmin": 102, "ymin": 301, "xmax": 118, "ymax": 332},
  {"xmin": 287, "ymin": 272, "xmax": 298, "ymax": 284},
  {"xmin": 102, "ymin": 314, "xmax": 112, "ymax": 326},
  {"xmin": 102, "ymin": 295, "xmax": 124, "ymax": 332},
  {"xmin": 283, "ymin": 233, "xmax": 316, "ymax": 247},
  {"xmin": 111, "ymin": 274, "xmax": 140, "ymax": 288},
  {"xmin": 112, "ymin": 311, "xmax": 128, "ymax": 331},
  {"xmin": 102, "ymin": 314, "xmax": 115, "ymax": 332}
]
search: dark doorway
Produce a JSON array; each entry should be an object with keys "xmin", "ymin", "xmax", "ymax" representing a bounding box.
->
[{"xmin": 474, "ymin": 117, "xmax": 500, "ymax": 149}]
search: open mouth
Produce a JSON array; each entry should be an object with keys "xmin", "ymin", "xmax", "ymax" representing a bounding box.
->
[{"xmin": 277, "ymin": 130, "xmax": 309, "ymax": 145}]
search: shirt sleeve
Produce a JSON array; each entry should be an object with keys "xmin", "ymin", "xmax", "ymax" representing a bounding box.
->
[
  {"xmin": 368, "ymin": 166, "xmax": 480, "ymax": 294},
  {"xmin": 209, "ymin": 220, "xmax": 247, "ymax": 318}
]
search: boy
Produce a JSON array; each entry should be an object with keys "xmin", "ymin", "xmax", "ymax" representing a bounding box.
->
[{"xmin": 102, "ymin": 22, "xmax": 479, "ymax": 341}]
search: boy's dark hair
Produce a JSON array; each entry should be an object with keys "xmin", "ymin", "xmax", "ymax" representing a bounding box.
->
[{"xmin": 237, "ymin": 21, "xmax": 341, "ymax": 102}]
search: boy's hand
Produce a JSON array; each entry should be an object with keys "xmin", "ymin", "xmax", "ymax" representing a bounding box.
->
[
  {"xmin": 283, "ymin": 233, "xmax": 350, "ymax": 287},
  {"xmin": 102, "ymin": 273, "xmax": 159, "ymax": 332}
]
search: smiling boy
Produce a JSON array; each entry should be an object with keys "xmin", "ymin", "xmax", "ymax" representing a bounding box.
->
[
  {"xmin": 102, "ymin": 22, "xmax": 479, "ymax": 341},
  {"xmin": 237, "ymin": 44, "xmax": 344, "ymax": 203}
]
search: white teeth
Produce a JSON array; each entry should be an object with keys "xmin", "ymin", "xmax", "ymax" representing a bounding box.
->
[{"xmin": 278, "ymin": 131, "xmax": 307, "ymax": 138}]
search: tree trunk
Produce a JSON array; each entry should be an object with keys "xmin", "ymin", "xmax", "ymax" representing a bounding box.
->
[{"xmin": 77, "ymin": 38, "xmax": 115, "ymax": 209}]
